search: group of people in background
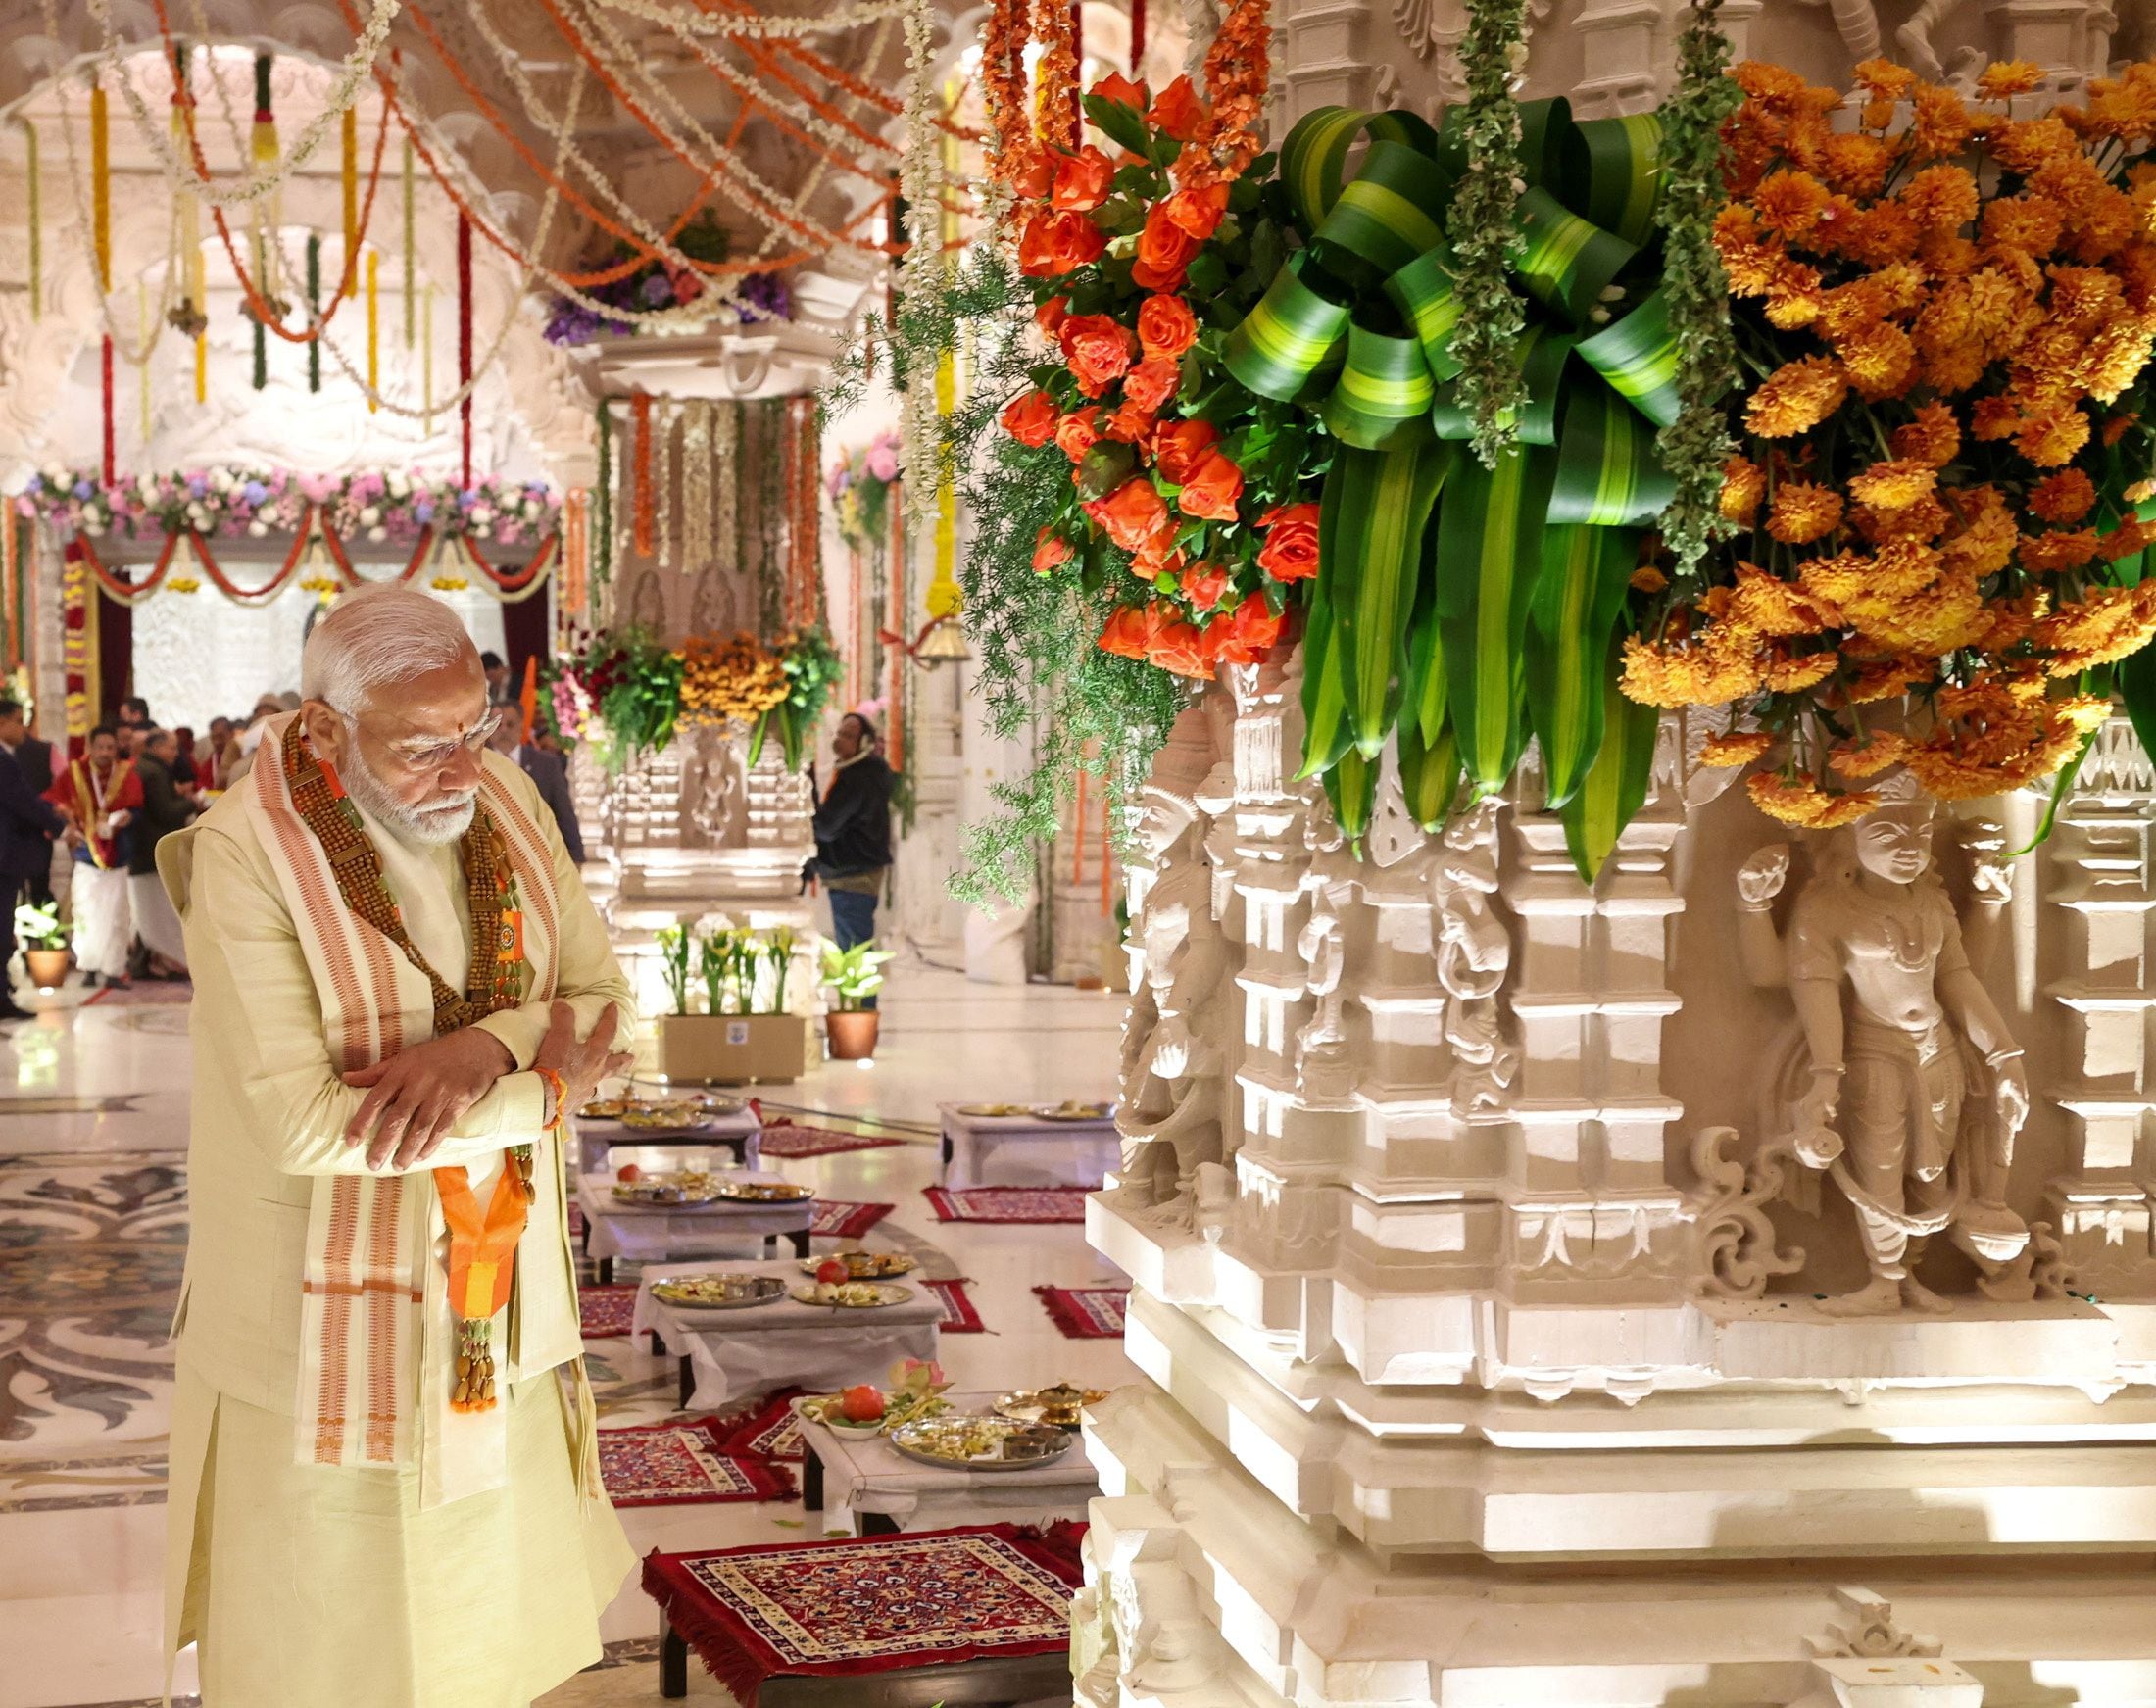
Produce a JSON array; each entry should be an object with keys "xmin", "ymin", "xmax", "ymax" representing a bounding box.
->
[{"xmin": 0, "ymin": 692, "xmax": 320, "ymax": 1016}]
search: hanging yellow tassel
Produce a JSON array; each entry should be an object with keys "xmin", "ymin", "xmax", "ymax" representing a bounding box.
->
[
  {"xmin": 421, "ymin": 280, "xmax": 434, "ymax": 436},
  {"xmin": 89, "ymin": 77, "xmax": 109, "ymax": 292},
  {"xmin": 402, "ymin": 132, "xmax": 416, "ymax": 348},
  {"xmin": 366, "ymin": 249, "xmax": 379, "ymax": 413},
  {"xmin": 341, "ymin": 105, "xmax": 358, "ymax": 295}
]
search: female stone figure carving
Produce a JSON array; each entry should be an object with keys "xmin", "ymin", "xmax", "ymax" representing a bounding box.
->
[{"xmin": 1737, "ymin": 796, "xmax": 2031, "ymax": 1315}]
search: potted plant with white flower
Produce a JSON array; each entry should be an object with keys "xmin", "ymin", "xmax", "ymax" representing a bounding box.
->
[{"xmin": 15, "ymin": 902, "xmax": 70, "ymax": 990}]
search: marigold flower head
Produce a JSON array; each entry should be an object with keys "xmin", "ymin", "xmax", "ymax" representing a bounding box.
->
[
  {"xmin": 1835, "ymin": 322, "xmax": 1919, "ymax": 400},
  {"xmin": 1720, "ymin": 455, "xmax": 1767, "ymax": 524},
  {"xmin": 1752, "ymin": 170, "xmax": 1833, "ymax": 239},
  {"xmin": 1846, "ymin": 655, "xmax": 1939, "ymax": 702},
  {"xmin": 1748, "ymin": 771, "xmax": 1881, "ymax": 827},
  {"xmin": 1993, "ymin": 116, "xmax": 2081, "ymax": 174},
  {"xmin": 1977, "ymin": 61, "xmax": 2046, "ymax": 100},
  {"xmin": 1823, "ymin": 132, "xmax": 1894, "ymax": 200},
  {"xmin": 1891, "ymin": 402, "xmax": 1962, "ymax": 466},
  {"xmin": 1848, "ymin": 459, "xmax": 1938, "ymax": 510},
  {"xmin": 1910, "ymin": 84, "xmax": 1978, "ymax": 161},
  {"xmin": 1900, "ymin": 165, "xmax": 1980, "ymax": 231},
  {"xmin": 1766, "ymin": 651, "xmax": 1840, "ymax": 692},
  {"xmin": 1733, "ymin": 562, "xmax": 1835, "ymax": 635},
  {"xmin": 1851, "ymin": 59, "xmax": 1916, "ymax": 102},
  {"xmin": 1831, "ymin": 735, "xmax": 1908, "ymax": 779},
  {"xmin": 1767, "ymin": 480, "xmax": 1845, "ymax": 544},
  {"xmin": 1699, "ymin": 730, "xmax": 1775, "ymax": 768},
  {"xmin": 1745, "ymin": 356, "xmax": 1848, "ymax": 438},
  {"xmin": 2028, "ymin": 466, "xmax": 2097, "ymax": 523},
  {"xmin": 2017, "ymin": 407, "xmax": 2092, "ymax": 466}
]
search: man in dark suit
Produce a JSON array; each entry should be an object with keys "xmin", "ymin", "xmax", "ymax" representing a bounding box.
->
[
  {"xmin": 0, "ymin": 727, "xmax": 67, "ymax": 1018},
  {"xmin": 0, "ymin": 699, "xmax": 58, "ymax": 908},
  {"xmin": 487, "ymin": 717, "xmax": 585, "ymax": 864},
  {"xmin": 127, "ymin": 728, "xmax": 195, "ymax": 978}
]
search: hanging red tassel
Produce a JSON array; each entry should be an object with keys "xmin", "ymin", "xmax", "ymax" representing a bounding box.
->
[
  {"xmin": 100, "ymin": 335, "xmax": 114, "ymax": 486},
  {"xmin": 457, "ymin": 213, "xmax": 473, "ymax": 489},
  {"xmin": 1130, "ymin": 0, "xmax": 1144, "ymax": 73}
]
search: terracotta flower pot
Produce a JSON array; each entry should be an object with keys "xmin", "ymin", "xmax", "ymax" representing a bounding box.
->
[
  {"xmin": 825, "ymin": 1009, "xmax": 880, "ymax": 1060},
  {"xmin": 24, "ymin": 948, "xmax": 71, "ymax": 990}
]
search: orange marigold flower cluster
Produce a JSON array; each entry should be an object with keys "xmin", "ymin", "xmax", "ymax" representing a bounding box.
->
[
  {"xmin": 1643, "ymin": 59, "xmax": 2156, "ymax": 827},
  {"xmin": 680, "ymin": 632, "xmax": 789, "ymax": 726}
]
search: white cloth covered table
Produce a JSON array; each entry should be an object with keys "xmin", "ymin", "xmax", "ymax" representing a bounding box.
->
[
  {"xmin": 574, "ymin": 1105, "xmax": 761, "ymax": 1174},
  {"xmin": 631, "ymin": 1258, "xmax": 943, "ymax": 1411},
  {"xmin": 576, "ymin": 1164, "xmax": 812, "ymax": 1281},
  {"xmin": 796, "ymin": 1390, "xmax": 1101, "ymax": 1535},
  {"xmin": 937, "ymin": 1104, "xmax": 1120, "ymax": 1187}
]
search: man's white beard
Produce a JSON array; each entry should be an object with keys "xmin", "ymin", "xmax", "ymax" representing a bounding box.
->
[{"xmin": 341, "ymin": 745, "xmax": 477, "ymax": 846}]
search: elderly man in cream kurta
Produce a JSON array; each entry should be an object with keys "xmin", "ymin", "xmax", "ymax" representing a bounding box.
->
[{"xmin": 160, "ymin": 585, "xmax": 637, "ymax": 1708}]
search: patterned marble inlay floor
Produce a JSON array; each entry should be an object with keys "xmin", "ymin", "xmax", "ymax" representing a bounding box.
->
[{"xmin": 0, "ymin": 966, "xmax": 1132, "ymax": 1708}]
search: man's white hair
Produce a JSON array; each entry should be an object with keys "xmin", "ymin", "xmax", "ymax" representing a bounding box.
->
[{"xmin": 301, "ymin": 584, "xmax": 479, "ymax": 716}]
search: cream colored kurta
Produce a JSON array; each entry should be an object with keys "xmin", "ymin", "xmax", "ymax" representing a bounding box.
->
[{"xmin": 159, "ymin": 752, "xmax": 637, "ymax": 1708}]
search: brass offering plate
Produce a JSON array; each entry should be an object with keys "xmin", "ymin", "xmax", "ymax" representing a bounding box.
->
[
  {"xmin": 611, "ymin": 1172, "xmax": 724, "ymax": 1207},
  {"xmin": 578, "ymin": 1098, "xmax": 627, "ymax": 1120},
  {"xmin": 789, "ymin": 1281, "xmax": 913, "ymax": 1309},
  {"xmin": 890, "ymin": 1413, "xmax": 1074, "ymax": 1472},
  {"xmin": 715, "ymin": 1179, "xmax": 814, "ymax": 1202},
  {"xmin": 797, "ymin": 1249, "xmax": 916, "ymax": 1279},
  {"xmin": 650, "ymin": 1273, "xmax": 786, "ymax": 1311},
  {"xmin": 994, "ymin": 1384, "xmax": 1107, "ymax": 1427},
  {"xmin": 1030, "ymin": 1101, "xmax": 1111, "ymax": 1121},
  {"xmin": 621, "ymin": 1102, "xmax": 716, "ymax": 1133}
]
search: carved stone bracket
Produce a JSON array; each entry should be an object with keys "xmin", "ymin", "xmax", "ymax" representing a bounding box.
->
[{"xmin": 1681, "ymin": 1125, "xmax": 1806, "ymax": 1299}]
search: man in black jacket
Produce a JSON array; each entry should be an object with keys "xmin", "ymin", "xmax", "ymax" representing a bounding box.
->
[
  {"xmin": 0, "ymin": 699, "xmax": 56, "ymax": 907},
  {"xmin": 127, "ymin": 729, "xmax": 195, "ymax": 978},
  {"xmin": 809, "ymin": 714, "xmax": 894, "ymax": 982},
  {"xmin": 0, "ymin": 734, "xmax": 65, "ymax": 1018},
  {"xmin": 487, "ymin": 717, "xmax": 585, "ymax": 863}
]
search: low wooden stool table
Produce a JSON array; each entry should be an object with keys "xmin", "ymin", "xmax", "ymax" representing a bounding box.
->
[
  {"xmin": 577, "ymin": 1163, "xmax": 813, "ymax": 1285},
  {"xmin": 936, "ymin": 1103, "xmax": 1119, "ymax": 1187},
  {"xmin": 642, "ymin": 1522, "xmax": 1084, "ymax": 1705}
]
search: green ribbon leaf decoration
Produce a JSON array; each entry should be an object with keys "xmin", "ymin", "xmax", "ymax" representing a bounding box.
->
[
  {"xmin": 1230, "ymin": 98, "xmax": 1677, "ymax": 861},
  {"xmin": 1560, "ymin": 629, "xmax": 1659, "ymax": 884}
]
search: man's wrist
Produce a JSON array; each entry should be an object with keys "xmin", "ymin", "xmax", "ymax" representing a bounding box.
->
[{"xmin": 469, "ymin": 1029, "xmax": 516, "ymax": 1076}]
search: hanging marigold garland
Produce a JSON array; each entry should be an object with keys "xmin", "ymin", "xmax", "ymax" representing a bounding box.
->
[
  {"xmin": 61, "ymin": 540, "xmax": 91, "ymax": 757},
  {"xmin": 631, "ymin": 390, "xmax": 655, "ymax": 557},
  {"xmin": 91, "ymin": 72, "xmax": 114, "ymax": 484},
  {"xmin": 561, "ymin": 487, "xmax": 590, "ymax": 622},
  {"xmin": 341, "ymin": 103, "xmax": 359, "ymax": 292},
  {"xmin": 1031, "ymin": 0, "xmax": 1082, "ymax": 154},
  {"xmin": 594, "ymin": 398, "xmax": 614, "ymax": 593},
  {"xmin": 457, "ymin": 211, "xmax": 473, "ymax": 487},
  {"xmin": 366, "ymin": 249, "xmax": 379, "ymax": 413}
]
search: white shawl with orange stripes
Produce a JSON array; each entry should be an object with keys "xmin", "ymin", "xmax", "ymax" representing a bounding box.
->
[{"xmin": 244, "ymin": 715, "xmax": 581, "ymax": 1498}]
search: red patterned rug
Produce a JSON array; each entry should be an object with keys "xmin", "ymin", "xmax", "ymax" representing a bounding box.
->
[
  {"xmin": 579, "ymin": 1284, "xmax": 639, "ymax": 1339},
  {"xmin": 923, "ymin": 1186, "xmax": 1092, "ymax": 1224},
  {"xmin": 809, "ymin": 1199, "xmax": 894, "ymax": 1240},
  {"xmin": 923, "ymin": 1277, "xmax": 985, "ymax": 1334},
  {"xmin": 1033, "ymin": 1285, "xmax": 1129, "ymax": 1340},
  {"xmin": 599, "ymin": 1419, "xmax": 797, "ymax": 1507},
  {"xmin": 712, "ymin": 1389, "xmax": 807, "ymax": 1462},
  {"xmin": 82, "ymin": 979, "xmax": 192, "ymax": 1005},
  {"xmin": 643, "ymin": 1522, "xmax": 1084, "ymax": 1704},
  {"xmin": 758, "ymin": 1120, "xmax": 906, "ymax": 1159}
]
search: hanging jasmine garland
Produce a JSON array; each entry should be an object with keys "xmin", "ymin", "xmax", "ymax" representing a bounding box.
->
[
  {"xmin": 595, "ymin": 398, "xmax": 614, "ymax": 592},
  {"xmin": 654, "ymin": 399, "xmax": 676, "ymax": 572},
  {"xmin": 713, "ymin": 400, "xmax": 739, "ymax": 581},
  {"xmin": 682, "ymin": 398, "xmax": 713, "ymax": 573}
]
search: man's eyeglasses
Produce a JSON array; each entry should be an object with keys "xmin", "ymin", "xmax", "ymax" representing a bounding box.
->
[{"xmin": 348, "ymin": 706, "xmax": 505, "ymax": 773}]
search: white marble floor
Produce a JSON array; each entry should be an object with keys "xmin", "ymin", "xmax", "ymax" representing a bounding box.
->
[{"xmin": 0, "ymin": 963, "xmax": 1132, "ymax": 1708}]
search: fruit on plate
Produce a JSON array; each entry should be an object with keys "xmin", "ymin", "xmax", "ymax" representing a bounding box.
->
[
  {"xmin": 615, "ymin": 1163, "xmax": 642, "ymax": 1183},
  {"xmin": 839, "ymin": 1384, "xmax": 886, "ymax": 1423},
  {"xmin": 816, "ymin": 1259, "xmax": 849, "ymax": 1286}
]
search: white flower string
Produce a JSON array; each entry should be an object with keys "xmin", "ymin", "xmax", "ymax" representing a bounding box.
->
[
  {"xmin": 655, "ymin": 400, "xmax": 676, "ymax": 572},
  {"xmin": 895, "ymin": 0, "xmax": 946, "ymax": 534},
  {"xmin": 183, "ymin": 48, "xmax": 578, "ymax": 420},
  {"xmin": 713, "ymin": 401, "xmax": 739, "ymax": 580},
  {"xmin": 83, "ymin": 0, "xmax": 402, "ymax": 209},
  {"xmin": 681, "ymin": 398, "xmax": 713, "ymax": 574},
  {"xmin": 586, "ymin": 0, "xmax": 913, "ymax": 38},
  {"xmin": 459, "ymin": 0, "xmax": 823, "ymax": 324},
  {"xmin": 559, "ymin": 0, "xmax": 884, "ymax": 258}
]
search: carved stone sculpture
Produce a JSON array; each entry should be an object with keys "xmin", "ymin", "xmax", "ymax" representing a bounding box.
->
[
  {"xmin": 1433, "ymin": 798, "xmax": 1518, "ymax": 1115},
  {"xmin": 1117, "ymin": 707, "xmax": 1233, "ymax": 1223},
  {"xmin": 1294, "ymin": 794, "xmax": 1360, "ymax": 1107},
  {"xmin": 1736, "ymin": 797, "xmax": 2033, "ymax": 1315}
]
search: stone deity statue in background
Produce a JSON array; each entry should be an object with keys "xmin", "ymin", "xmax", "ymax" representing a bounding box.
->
[{"xmin": 1737, "ymin": 797, "xmax": 2032, "ymax": 1315}]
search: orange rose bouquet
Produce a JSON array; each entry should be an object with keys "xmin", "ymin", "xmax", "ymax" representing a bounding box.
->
[
  {"xmin": 1625, "ymin": 59, "xmax": 2156, "ymax": 825},
  {"xmin": 995, "ymin": 58, "xmax": 1325, "ymax": 684}
]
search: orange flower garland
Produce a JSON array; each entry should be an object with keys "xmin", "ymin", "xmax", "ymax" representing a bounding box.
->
[
  {"xmin": 1178, "ymin": 0, "xmax": 1271, "ymax": 187},
  {"xmin": 1627, "ymin": 58, "xmax": 2156, "ymax": 823}
]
